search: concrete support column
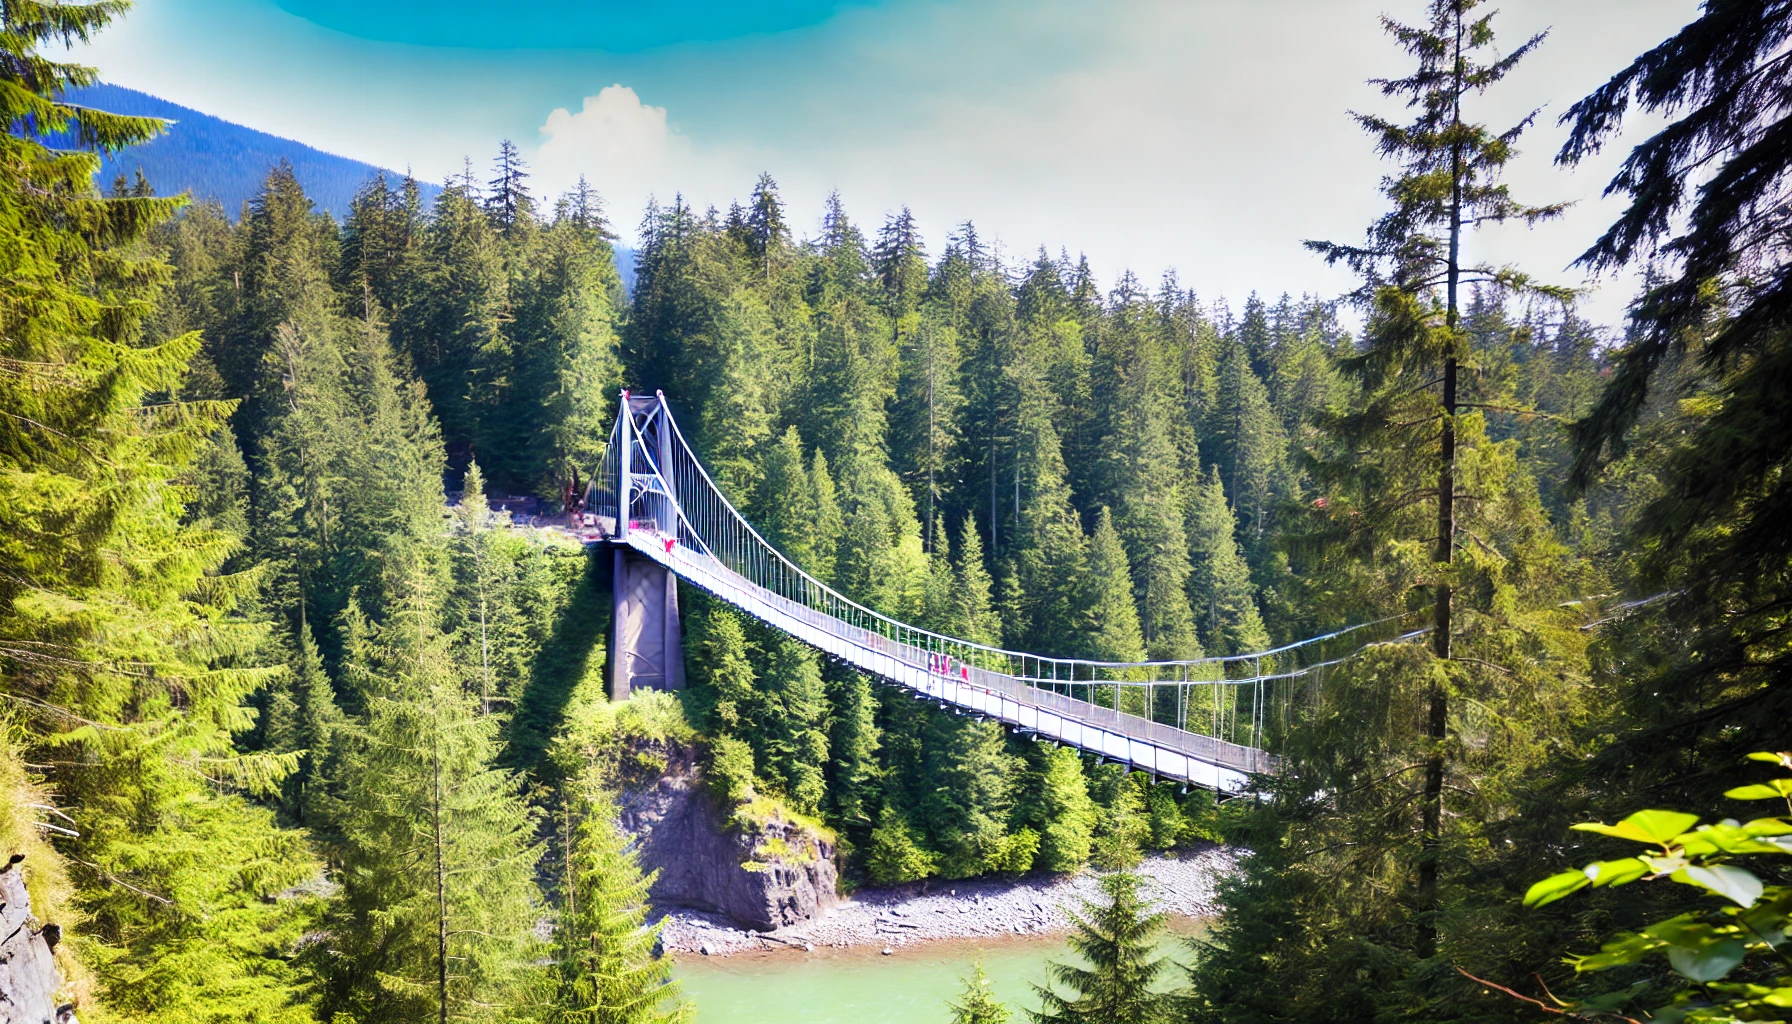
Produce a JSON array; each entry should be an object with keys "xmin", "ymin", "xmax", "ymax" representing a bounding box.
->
[{"xmin": 610, "ymin": 547, "xmax": 685, "ymax": 700}]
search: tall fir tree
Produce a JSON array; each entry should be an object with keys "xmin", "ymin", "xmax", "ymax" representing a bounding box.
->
[
  {"xmin": 1032, "ymin": 872, "xmax": 1171, "ymax": 1024},
  {"xmin": 0, "ymin": 11, "xmax": 322, "ymax": 1017},
  {"xmin": 552, "ymin": 788, "xmax": 689, "ymax": 1024},
  {"xmin": 1188, "ymin": 11, "xmax": 1593, "ymax": 1023},
  {"xmin": 1081, "ymin": 508, "xmax": 1146, "ymax": 663},
  {"xmin": 314, "ymin": 566, "xmax": 544, "ymax": 1024}
]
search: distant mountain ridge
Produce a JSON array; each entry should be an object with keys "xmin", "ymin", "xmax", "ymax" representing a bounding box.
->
[
  {"xmin": 68, "ymin": 83, "xmax": 439, "ymax": 218},
  {"xmin": 67, "ymin": 83, "xmax": 639, "ymax": 292}
]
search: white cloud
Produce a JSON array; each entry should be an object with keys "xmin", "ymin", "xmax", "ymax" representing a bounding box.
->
[{"xmin": 536, "ymin": 84, "xmax": 748, "ymax": 230}]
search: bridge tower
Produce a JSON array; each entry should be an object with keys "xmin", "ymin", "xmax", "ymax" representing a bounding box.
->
[{"xmin": 607, "ymin": 391, "xmax": 686, "ymax": 700}]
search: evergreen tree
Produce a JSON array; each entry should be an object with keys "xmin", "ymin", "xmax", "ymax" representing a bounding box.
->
[
  {"xmin": 264, "ymin": 619, "xmax": 346, "ymax": 827},
  {"xmin": 1031, "ymin": 872, "xmax": 1172, "ymax": 1024},
  {"xmin": 753, "ymin": 426, "xmax": 821, "ymax": 571},
  {"xmin": 1206, "ymin": 337, "xmax": 1289, "ymax": 553},
  {"xmin": 0, "ymin": 14, "xmax": 321, "ymax": 1017},
  {"xmin": 1303, "ymin": 0, "xmax": 1570, "ymax": 961},
  {"xmin": 685, "ymin": 606, "xmax": 758, "ymax": 737},
  {"xmin": 1188, "ymin": 13, "xmax": 1590, "ymax": 1023},
  {"xmin": 949, "ymin": 964, "xmax": 1011, "ymax": 1024},
  {"xmin": 824, "ymin": 668, "xmax": 881, "ymax": 829},
  {"xmin": 507, "ymin": 207, "xmax": 624, "ymax": 490},
  {"xmin": 314, "ymin": 570, "xmax": 544, "ymax": 1024},
  {"xmin": 1552, "ymin": 0, "xmax": 1792, "ymax": 792},
  {"xmin": 951, "ymin": 515, "xmax": 1003, "ymax": 646},
  {"xmin": 486, "ymin": 139, "xmax": 535, "ymax": 235},
  {"xmin": 1185, "ymin": 467, "xmax": 1267, "ymax": 654},
  {"xmin": 755, "ymin": 635, "xmax": 830, "ymax": 815},
  {"xmin": 1020, "ymin": 745, "xmax": 1096, "ymax": 873},
  {"xmin": 452, "ymin": 461, "xmax": 510, "ymax": 714},
  {"xmin": 809, "ymin": 448, "xmax": 844, "ymax": 583},
  {"xmin": 1081, "ymin": 509, "xmax": 1146, "ymax": 663},
  {"xmin": 410, "ymin": 178, "xmax": 509, "ymax": 465},
  {"xmin": 1111, "ymin": 390, "xmax": 1202, "ymax": 662},
  {"xmin": 743, "ymin": 172, "xmax": 791, "ymax": 281},
  {"xmin": 552, "ymin": 789, "xmax": 689, "ymax": 1024}
]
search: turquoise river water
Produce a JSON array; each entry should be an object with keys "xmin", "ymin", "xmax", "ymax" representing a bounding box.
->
[{"xmin": 673, "ymin": 925, "xmax": 1201, "ymax": 1024}]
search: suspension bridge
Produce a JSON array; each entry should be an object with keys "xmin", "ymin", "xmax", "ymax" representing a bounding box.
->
[{"xmin": 583, "ymin": 391, "xmax": 1423, "ymax": 793}]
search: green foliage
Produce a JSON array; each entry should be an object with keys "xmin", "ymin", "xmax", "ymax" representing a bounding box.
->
[
  {"xmin": 865, "ymin": 806, "xmax": 935, "ymax": 884},
  {"xmin": 1500, "ymin": 752, "xmax": 1792, "ymax": 1023},
  {"xmin": 552, "ymin": 788, "xmax": 689, "ymax": 1024},
  {"xmin": 1082, "ymin": 509, "xmax": 1146, "ymax": 663},
  {"xmin": 949, "ymin": 963, "xmax": 1011, "ymax": 1024},
  {"xmin": 705, "ymin": 734, "xmax": 758, "ymax": 805},
  {"xmin": 1032, "ymin": 872, "xmax": 1172, "ymax": 1024},
  {"xmin": 311, "ymin": 576, "xmax": 544, "ymax": 1024},
  {"xmin": 1021, "ymin": 746, "xmax": 1097, "ymax": 874},
  {"xmin": 0, "ymin": 7, "xmax": 330, "ymax": 1019}
]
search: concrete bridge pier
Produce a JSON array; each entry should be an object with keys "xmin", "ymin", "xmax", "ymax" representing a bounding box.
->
[{"xmin": 610, "ymin": 546, "xmax": 685, "ymax": 700}]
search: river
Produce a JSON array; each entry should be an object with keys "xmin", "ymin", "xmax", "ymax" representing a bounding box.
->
[{"xmin": 674, "ymin": 924, "xmax": 1203, "ymax": 1024}]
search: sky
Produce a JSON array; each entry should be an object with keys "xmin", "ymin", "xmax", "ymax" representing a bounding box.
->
[{"xmin": 77, "ymin": 0, "xmax": 1700, "ymax": 329}]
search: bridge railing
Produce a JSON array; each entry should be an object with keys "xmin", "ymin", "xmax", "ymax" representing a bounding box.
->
[{"xmin": 589, "ymin": 391, "xmax": 1428, "ymax": 755}]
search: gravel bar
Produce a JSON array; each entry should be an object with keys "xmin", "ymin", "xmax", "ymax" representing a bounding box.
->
[{"xmin": 656, "ymin": 845, "xmax": 1236, "ymax": 957}]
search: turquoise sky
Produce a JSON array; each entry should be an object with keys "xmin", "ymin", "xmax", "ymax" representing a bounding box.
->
[
  {"xmin": 82, "ymin": 0, "xmax": 1698, "ymax": 325},
  {"xmin": 267, "ymin": 0, "xmax": 868, "ymax": 50}
]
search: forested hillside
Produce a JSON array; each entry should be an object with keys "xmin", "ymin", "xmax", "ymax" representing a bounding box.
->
[{"xmin": 5, "ymin": 0, "xmax": 1790, "ymax": 1022}]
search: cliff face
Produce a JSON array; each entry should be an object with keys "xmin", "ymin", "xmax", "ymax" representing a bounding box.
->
[
  {"xmin": 0, "ymin": 859, "xmax": 75, "ymax": 1024},
  {"xmin": 617, "ymin": 740, "xmax": 836, "ymax": 932}
]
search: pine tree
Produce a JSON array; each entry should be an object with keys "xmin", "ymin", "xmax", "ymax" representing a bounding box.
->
[
  {"xmin": 1082, "ymin": 509, "xmax": 1146, "ymax": 663},
  {"xmin": 1020, "ymin": 745, "xmax": 1096, "ymax": 873},
  {"xmin": 1185, "ymin": 467, "xmax": 1267, "ymax": 655},
  {"xmin": 314, "ymin": 569, "xmax": 544, "ymax": 1024},
  {"xmin": 1031, "ymin": 872, "xmax": 1171, "ymax": 1024},
  {"xmin": 264, "ymin": 619, "xmax": 346, "ymax": 827},
  {"xmin": 824, "ymin": 668, "xmax": 881, "ymax": 828},
  {"xmin": 809, "ymin": 448, "xmax": 844, "ymax": 583},
  {"xmin": 1207, "ymin": 338, "xmax": 1289, "ymax": 553},
  {"xmin": 1551, "ymin": 0, "xmax": 1792, "ymax": 791},
  {"xmin": 949, "ymin": 964, "xmax": 1011, "ymax": 1024},
  {"xmin": 686, "ymin": 605, "xmax": 760, "ymax": 738},
  {"xmin": 486, "ymin": 139, "xmax": 535, "ymax": 235},
  {"xmin": 507, "ymin": 207, "xmax": 623, "ymax": 491},
  {"xmin": 755, "ymin": 635, "xmax": 830, "ymax": 814},
  {"xmin": 222, "ymin": 163, "xmax": 341, "ymax": 445},
  {"xmin": 1302, "ymin": 0, "xmax": 1572, "ymax": 961},
  {"xmin": 753, "ymin": 426, "xmax": 821, "ymax": 570},
  {"xmin": 0, "ymin": 12, "xmax": 322, "ymax": 1017},
  {"xmin": 1002, "ymin": 361, "xmax": 1089, "ymax": 656},
  {"xmin": 951, "ymin": 515, "xmax": 1003, "ymax": 646},
  {"xmin": 1111, "ymin": 390, "xmax": 1202, "ymax": 662},
  {"xmin": 743, "ymin": 173, "xmax": 790, "ymax": 281},
  {"xmin": 410, "ymin": 178, "xmax": 509, "ymax": 465},
  {"xmin": 552, "ymin": 789, "xmax": 689, "ymax": 1024},
  {"xmin": 452, "ymin": 461, "xmax": 511, "ymax": 714}
]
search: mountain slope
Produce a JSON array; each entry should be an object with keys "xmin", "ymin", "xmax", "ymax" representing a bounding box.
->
[{"xmin": 69, "ymin": 83, "xmax": 438, "ymax": 218}]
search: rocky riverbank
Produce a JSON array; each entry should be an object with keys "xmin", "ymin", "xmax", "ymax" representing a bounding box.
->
[{"xmin": 656, "ymin": 845, "xmax": 1235, "ymax": 957}]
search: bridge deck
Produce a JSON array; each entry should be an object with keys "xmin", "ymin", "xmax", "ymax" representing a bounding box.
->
[{"xmin": 616, "ymin": 531, "xmax": 1265, "ymax": 792}]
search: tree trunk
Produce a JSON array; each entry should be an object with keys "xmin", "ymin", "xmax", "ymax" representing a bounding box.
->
[
  {"xmin": 434, "ymin": 702, "xmax": 450, "ymax": 1024},
  {"xmin": 1417, "ymin": 1, "xmax": 1466, "ymax": 963}
]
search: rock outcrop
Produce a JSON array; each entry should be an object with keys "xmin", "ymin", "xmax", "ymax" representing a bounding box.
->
[
  {"xmin": 618, "ymin": 740, "xmax": 837, "ymax": 932},
  {"xmin": 0, "ymin": 857, "xmax": 76, "ymax": 1024}
]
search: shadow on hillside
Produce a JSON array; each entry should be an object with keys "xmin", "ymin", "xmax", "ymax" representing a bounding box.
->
[{"xmin": 504, "ymin": 547, "xmax": 611, "ymax": 776}]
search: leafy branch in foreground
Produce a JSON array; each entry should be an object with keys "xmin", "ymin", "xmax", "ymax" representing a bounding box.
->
[{"xmin": 1479, "ymin": 752, "xmax": 1792, "ymax": 1023}]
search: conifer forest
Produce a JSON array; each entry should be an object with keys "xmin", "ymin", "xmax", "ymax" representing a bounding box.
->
[{"xmin": 4, "ymin": 0, "xmax": 1792, "ymax": 1022}]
